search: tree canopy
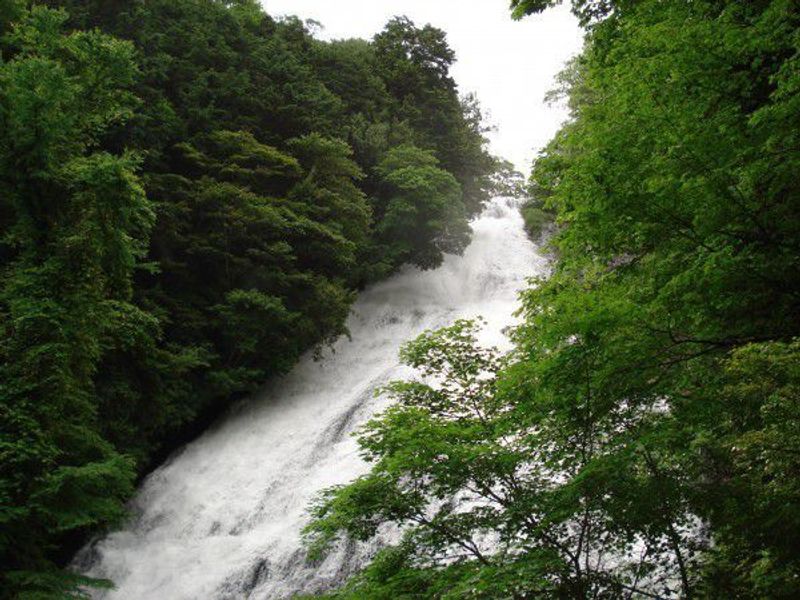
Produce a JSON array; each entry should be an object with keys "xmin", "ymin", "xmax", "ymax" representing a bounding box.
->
[
  {"xmin": 305, "ymin": 0, "xmax": 800, "ymax": 598},
  {"xmin": 0, "ymin": 1, "xmax": 496, "ymax": 596}
]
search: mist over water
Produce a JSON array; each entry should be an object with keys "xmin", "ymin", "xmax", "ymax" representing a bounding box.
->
[{"xmin": 75, "ymin": 197, "xmax": 548, "ymax": 599}]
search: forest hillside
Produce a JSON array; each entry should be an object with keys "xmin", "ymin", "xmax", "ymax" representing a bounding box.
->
[{"xmin": 0, "ymin": 1, "xmax": 499, "ymax": 595}]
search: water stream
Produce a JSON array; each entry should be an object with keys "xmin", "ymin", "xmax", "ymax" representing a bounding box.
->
[{"xmin": 75, "ymin": 197, "xmax": 548, "ymax": 599}]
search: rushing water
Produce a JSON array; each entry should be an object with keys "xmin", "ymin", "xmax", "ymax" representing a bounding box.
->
[{"xmin": 75, "ymin": 197, "xmax": 548, "ymax": 599}]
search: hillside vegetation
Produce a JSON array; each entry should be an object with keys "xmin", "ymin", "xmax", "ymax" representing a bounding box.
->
[
  {"xmin": 304, "ymin": 1, "xmax": 800, "ymax": 597},
  {"xmin": 0, "ymin": 1, "xmax": 497, "ymax": 595}
]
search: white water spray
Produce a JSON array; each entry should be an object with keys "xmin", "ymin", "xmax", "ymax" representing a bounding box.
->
[{"xmin": 75, "ymin": 197, "xmax": 548, "ymax": 599}]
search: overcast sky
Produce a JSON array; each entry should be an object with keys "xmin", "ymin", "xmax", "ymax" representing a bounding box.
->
[{"xmin": 261, "ymin": 0, "xmax": 583, "ymax": 174}]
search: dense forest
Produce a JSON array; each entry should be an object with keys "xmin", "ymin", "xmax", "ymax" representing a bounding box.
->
[
  {"xmin": 3, "ymin": 0, "xmax": 799, "ymax": 597},
  {"xmin": 304, "ymin": 0, "xmax": 800, "ymax": 599},
  {"xmin": 0, "ymin": 0, "xmax": 500, "ymax": 596}
]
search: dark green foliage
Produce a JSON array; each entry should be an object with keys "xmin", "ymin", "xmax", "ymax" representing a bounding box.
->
[
  {"xmin": 307, "ymin": 0, "xmax": 800, "ymax": 597},
  {"xmin": 510, "ymin": 0, "xmax": 626, "ymax": 26},
  {"xmin": 0, "ymin": 7, "xmax": 147, "ymax": 595},
  {"xmin": 374, "ymin": 145, "xmax": 469, "ymax": 270},
  {"xmin": 0, "ymin": 1, "xmax": 495, "ymax": 596},
  {"xmin": 372, "ymin": 18, "xmax": 495, "ymax": 216}
]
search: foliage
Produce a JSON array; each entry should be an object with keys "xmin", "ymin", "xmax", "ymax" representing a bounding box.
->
[
  {"xmin": 519, "ymin": 201, "xmax": 553, "ymax": 240},
  {"xmin": 307, "ymin": 321, "xmax": 697, "ymax": 598},
  {"xmin": 306, "ymin": 0, "xmax": 800, "ymax": 598},
  {"xmin": 0, "ymin": 6, "xmax": 147, "ymax": 595},
  {"xmin": 488, "ymin": 159, "xmax": 527, "ymax": 200},
  {"xmin": 374, "ymin": 145, "xmax": 469, "ymax": 271},
  {"xmin": 373, "ymin": 18, "xmax": 495, "ymax": 216},
  {"xmin": 510, "ymin": 0, "xmax": 628, "ymax": 26},
  {"xmin": 0, "ymin": 1, "xmax": 497, "ymax": 596}
]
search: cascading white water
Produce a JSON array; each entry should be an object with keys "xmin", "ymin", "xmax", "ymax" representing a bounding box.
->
[{"xmin": 75, "ymin": 197, "xmax": 549, "ymax": 599}]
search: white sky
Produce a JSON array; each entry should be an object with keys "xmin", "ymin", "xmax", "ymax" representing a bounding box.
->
[{"xmin": 261, "ymin": 0, "xmax": 583, "ymax": 174}]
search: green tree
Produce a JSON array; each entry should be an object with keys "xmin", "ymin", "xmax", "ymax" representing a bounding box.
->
[
  {"xmin": 510, "ymin": 0, "xmax": 628, "ymax": 25},
  {"xmin": 0, "ymin": 7, "xmax": 152, "ymax": 596},
  {"xmin": 374, "ymin": 145, "xmax": 469, "ymax": 271},
  {"xmin": 305, "ymin": 0, "xmax": 800, "ymax": 598},
  {"xmin": 374, "ymin": 18, "xmax": 493, "ymax": 215},
  {"xmin": 305, "ymin": 320, "xmax": 701, "ymax": 598},
  {"xmin": 146, "ymin": 130, "xmax": 361, "ymax": 397},
  {"xmin": 0, "ymin": 1, "xmax": 499, "ymax": 593}
]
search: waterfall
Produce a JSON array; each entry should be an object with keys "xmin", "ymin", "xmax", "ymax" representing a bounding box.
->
[{"xmin": 74, "ymin": 197, "xmax": 549, "ymax": 599}]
